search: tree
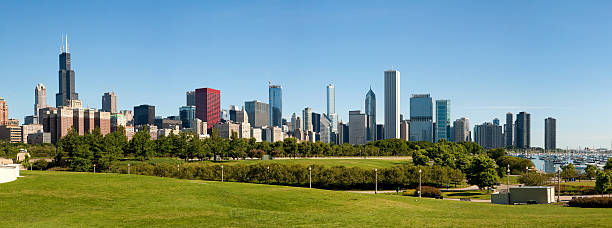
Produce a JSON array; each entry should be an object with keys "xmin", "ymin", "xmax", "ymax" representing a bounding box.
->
[
  {"xmin": 229, "ymin": 131, "xmax": 248, "ymax": 159},
  {"xmin": 128, "ymin": 126, "xmax": 154, "ymax": 161},
  {"xmin": 561, "ymin": 164, "xmax": 577, "ymax": 181},
  {"xmin": 595, "ymin": 171, "xmax": 611, "ymax": 195},
  {"xmin": 487, "ymin": 148, "xmax": 506, "ymax": 161},
  {"xmin": 466, "ymin": 155, "xmax": 499, "ymax": 190},
  {"xmin": 283, "ymin": 138, "xmax": 298, "ymax": 158},
  {"xmin": 412, "ymin": 149, "xmax": 429, "ymax": 166},
  {"xmin": 604, "ymin": 158, "xmax": 612, "ymax": 170},
  {"xmin": 585, "ymin": 164, "xmax": 598, "ymax": 180}
]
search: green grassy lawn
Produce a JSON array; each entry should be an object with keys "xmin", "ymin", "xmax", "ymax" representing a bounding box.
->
[
  {"xmin": 558, "ymin": 180, "xmax": 596, "ymax": 187},
  {"xmin": 1, "ymin": 171, "xmax": 610, "ymax": 227}
]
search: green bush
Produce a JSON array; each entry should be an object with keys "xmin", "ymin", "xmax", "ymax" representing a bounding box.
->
[
  {"xmin": 112, "ymin": 163, "xmax": 465, "ymax": 190},
  {"xmin": 32, "ymin": 159, "xmax": 49, "ymax": 170},
  {"xmin": 414, "ymin": 186, "xmax": 441, "ymax": 198},
  {"xmin": 518, "ymin": 172, "xmax": 550, "ymax": 186},
  {"xmin": 568, "ymin": 197, "xmax": 612, "ymax": 208}
]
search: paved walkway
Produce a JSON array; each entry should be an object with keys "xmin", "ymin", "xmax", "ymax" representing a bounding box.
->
[{"xmin": 274, "ymin": 156, "xmax": 411, "ymax": 160}]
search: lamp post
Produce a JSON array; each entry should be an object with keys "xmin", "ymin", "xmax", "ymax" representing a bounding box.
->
[
  {"xmin": 93, "ymin": 164, "xmax": 96, "ymax": 173},
  {"xmin": 127, "ymin": 163, "xmax": 130, "ymax": 175},
  {"xmin": 308, "ymin": 166, "xmax": 312, "ymax": 189},
  {"xmin": 507, "ymin": 164, "xmax": 510, "ymax": 188},
  {"xmin": 375, "ymin": 168, "xmax": 378, "ymax": 194},
  {"xmin": 267, "ymin": 166, "xmax": 270, "ymax": 184},
  {"xmin": 557, "ymin": 166, "xmax": 561, "ymax": 202},
  {"xmin": 419, "ymin": 169, "xmax": 422, "ymax": 198},
  {"xmin": 221, "ymin": 165, "xmax": 224, "ymax": 182}
]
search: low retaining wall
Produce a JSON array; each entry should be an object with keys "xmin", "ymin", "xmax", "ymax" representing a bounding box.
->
[{"xmin": 0, "ymin": 164, "xmax": 20, "ymax": 183}]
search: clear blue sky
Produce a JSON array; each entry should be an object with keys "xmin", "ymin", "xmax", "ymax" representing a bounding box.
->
[{"xmin": 1, "ymin": 1, "xmax": 612, "ymax": 149}]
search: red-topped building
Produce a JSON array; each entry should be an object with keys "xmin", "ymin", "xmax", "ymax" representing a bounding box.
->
[{"xmin": 195, "ymin": 88, "xmax": 220, "ymax": 130}]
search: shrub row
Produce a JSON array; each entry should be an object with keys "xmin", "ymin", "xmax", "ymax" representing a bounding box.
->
[
  {"xmin": 413, "ymin": 186, "xmax": 442, "ymax": 198},
  {"xmin": 110, "ymin": 163, "xmax": 464, "ymax": 190},
  {"xmin": 568, "ymin": 197, "xmax": 612, "ymax": 208}
]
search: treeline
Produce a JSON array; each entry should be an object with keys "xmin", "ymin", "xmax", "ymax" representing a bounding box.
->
[
  {"xmin": 111, "ymin": 162, "xmax": 465, "ymax": 190},
  {"xmin": 29, "ymin": 125, "xmax": 537, "ymax": 189}
]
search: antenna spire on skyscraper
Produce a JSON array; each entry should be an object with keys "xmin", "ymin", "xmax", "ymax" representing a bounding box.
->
[{"xmin": 65, "ymin": 33, "xmax": 69, "ymax": 53}]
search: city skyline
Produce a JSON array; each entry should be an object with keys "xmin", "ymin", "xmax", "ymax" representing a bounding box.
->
[{"xmin": 3, "ymin": 1, "xmax": 612, "ymax": 148}]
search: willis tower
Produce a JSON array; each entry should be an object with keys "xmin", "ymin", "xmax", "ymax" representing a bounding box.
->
[{"xmin": 56, "ymin": 35, "xmax": 79, "ymax": 107}]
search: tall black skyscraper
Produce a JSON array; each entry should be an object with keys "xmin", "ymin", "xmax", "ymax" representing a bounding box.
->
[
  {"xmin": 56, "ymin": 35, "xmax": 79, "ymax": 107},
  {"xmin": 515, "ymin": 112, "xmax": 531, "ymax": 149}
]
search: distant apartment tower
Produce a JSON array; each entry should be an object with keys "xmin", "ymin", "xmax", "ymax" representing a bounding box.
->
[
  {"xmin": 35, "ymin": 83, "xmax": 48, "ymax": 116},
  {"xmin": 435, "ymin": 100, "xmax": 450, "ymax": 141},
  {"xmin": 453, "ymin": 117, "xmax": 471, "ymax": 142},
  {"xmin": 303, "ymin": 107, "xmax": 313, "ymax": 132},
  {"xmin": 474, "ymin": 122, "xmax": 503, "ymax": 149},
  {"xmin": 384, "ymin": 70, "xmax": 400, "ymax": 139},
  {"xmin": 269, "ymin": 83, "xmax": 282, "ymax": 127},
  {"xmin": 195, "ymin": 88, "xmax": 220, "ymax": 129},
  {"xmin": 134, "ymin": 105, "xmax": 155, "ymax": 126},
  {"xmin": 102, "ymin": 92, "xmax": 118, "ymax": 113},
  {"xmin": 245, "ymin": 100, "xmax": 269, "ymax": 128},
  {"xmin": 326, "ymin": 83, "xmax": 338, "ymax": 133},
  {"xmin": 365, "ymin": 88, "xmax": 377, "ymax": 141},
  {"xmin": 186, "ymin": 90, "xmax": 195, "ymax": 106},
  {"xmin": 400, "ymin": 120, "xmax": 410, "ymax": 141},
  {"xmin": 410, "ymin": 94, "xmax": 433, "ymax": 142},
  {"xmin": 515, "ymin": 112, "xmax": 531, "ymax": 149},
  {"xmin": 504, "ymin": 112, "xmax": 513, "ymax": 147},
  {"xmin": 0, "ymin": 97, "xmax": 7, "ymax": 125},
  {"xmin": 545, "ymin": 117, "xmax": 556, "ymax": 151},
  {"xmin": 349, "ymin": 110, "xmax": 367, "ymax": 145}
]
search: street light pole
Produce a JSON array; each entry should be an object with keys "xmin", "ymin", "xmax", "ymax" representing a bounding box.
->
[
  {"xmin": 127, "ymin": 163, "xmax": 130, "ymax": 175},
  {"xmin": 221, "ymin": 165, "xmax": 224, "ymax": 182},
  {"xmin": 419, "ymin": 169, "xmax": 422, "ymax": 198},
  {"xmin": 507, "ymin": 164, "xmax": 510, "ymax": 189},
  {"xmin": 375, "ymin": 168, "xmax": 378, "ymax": 194},
  {"xmin": 309, "ymin": 166, "xmax": 312, "ymax": 189},
  {"xmin": 557, "ymin": 166, "xmax": 561, "ymax": 202},
  {"xmin": 93, "ymin": 164, "xmax": 96, "ymax": 173}
]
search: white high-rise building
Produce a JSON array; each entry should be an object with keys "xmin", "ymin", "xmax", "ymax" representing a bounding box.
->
[
  {"xmin": 326, "ymin": 83, "xmax": 338, "ymax": 133},
  {"xmin": 303, "ymin": 107, "xmax": 313, "ymax": 132},
  {"xmin": 384, "ymin": 69, "xmax": 400, "ymax": 139}
]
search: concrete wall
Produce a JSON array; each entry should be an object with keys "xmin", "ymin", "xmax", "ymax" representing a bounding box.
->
[{"xmin": 0, "ymin": 164, "xmax": 20, "ymax": 183}]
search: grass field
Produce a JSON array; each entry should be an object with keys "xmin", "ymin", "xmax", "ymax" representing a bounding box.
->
[
  {"xmin": 442, "ymin": 190, "xmax": 492, "ymax": 200},
  {"xmin": 118, "ymin": 157, "xmax": 412, "ymax": 169},
  {"xmin": 1, "ymin": 171, "xmax": 610, "ymax": 227}
]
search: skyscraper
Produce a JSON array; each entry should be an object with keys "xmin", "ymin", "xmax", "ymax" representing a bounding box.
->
[
  {"xmin": 326, "ymin": 83, "xmax": 335, "ymax": 115},
  {"xmin": 55, "ymin": 35, "xmax": 79, "ymax": 107},
  {"xmin": 186, "ymin": 90, "xmax": 195, "ymax": 106},
  {"xmin": 474, "ymin": 122, "xmax": 504, "ymax": 149},
  {"xmin": 493, "ymin": 118, "xmax": 500, "ymax": 126},
  {"xmin": 435, "ymin": 100, "xmax": 450, "ymax": 141},
  {"xmin": 0, "ymin": 98, "xmax": 7, "ymax": 125},
  {"xmin": 102, "ymin": 92, "xmax": 117, "ymax": 113},
  {"xmin": 410, "ymin": 94, "xmax": 433, "ymax": 142},
  {"xmin": 134, "ymin": 105, "xmax": 155, "ymax": 126},
  {"xmin": 453, "ymin": 117, "xmax": 471, "ymax": 142},
  {"xmin": 245, "ymin": 100, "xmax": 269, "ymax": 128},
  {"xmin": 400, "ymin": 120, "xmax": 410, "ymax": 141},
  {"xmin": 349, "ymin": 110, "xmax": 367, "ymax": 145},
  {"xmin": 312, "ymin": 112, "xmax": 321, "ymax": 133},
  {"xmin": 179, "ymin": 106, "xmax": 196, "ymax": 129},
  {"xmin": 269, "ymin": 83, "xmax": 282, "ymax": 127},
  {"xmin": 302, "ymin": 107, "xmax": 313, "ymax": 132},
  {"xmin": 365, "ymin": 88, "xmax": 377, "ymax": 142},
  {"xmin": 504, "ymin": 112, "xmax": 513, "ymax": 147},
  {"xmin": 195, "ymin": 88, "xmax": 220, "ymax": 129},
  {"xmin": 326, "ymin": 83, "xmax": 338, "ymax": 133},
  {"xmin": 545, "ymin": 117, "xmax": 556, "ymax": 151},
  {"xmin": 384, "ymin": 70, "xmax": 400, "ymax": 139},
  {"xmin": 515, "ymin": 112, "xmax": 531, "ymax": 149},
  {"xmin": 35, "ymin": 83, "xmax": 48, "ymax": 116}
]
